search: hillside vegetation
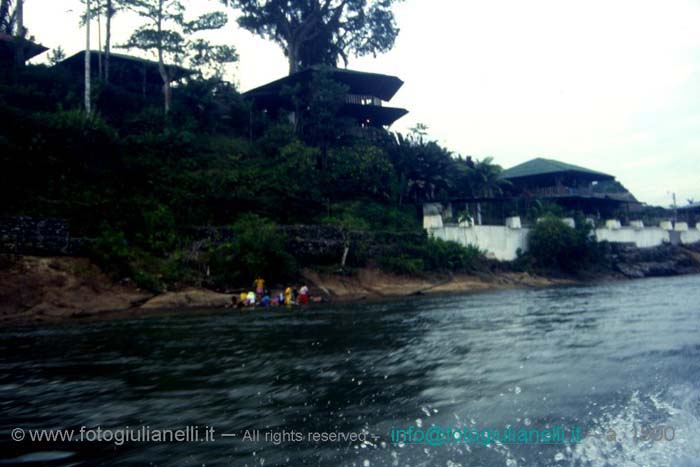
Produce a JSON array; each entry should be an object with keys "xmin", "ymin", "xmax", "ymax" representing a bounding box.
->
[{"xmin": 1, "ymin": 66, "xmax": 499, "ymax": 290}]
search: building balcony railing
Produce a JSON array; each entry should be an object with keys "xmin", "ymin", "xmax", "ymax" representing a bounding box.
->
[
  {"xmin": 345, "ymin": 94, "xmax": 382, "ymax": 106},
  {"xmin": 527, "ymin": 186, "xmax": 596, "ymax": 197}
]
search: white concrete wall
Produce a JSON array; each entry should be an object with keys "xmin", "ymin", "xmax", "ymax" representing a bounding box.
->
[
  {"xmin": 424, "ymin": 204, "xmax": 700, "ymax": 261},
  {"xmin": 430, "ymin": 225, "xmax": 529, "ymax": 261},
  {"xmin": 681, "ymin": 229, "xmax": 700, "ymax": 245},
  {"xmin": 594, "ymin": 227, "xmax": 669, "ymax": 248}
]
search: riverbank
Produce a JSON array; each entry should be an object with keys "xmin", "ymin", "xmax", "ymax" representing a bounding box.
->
[
  {"xmin": 1, "ymin": 243, "xmax": 698, "ymax": 327},
  {"xmin": 0, "ymin": 255, "xmax": 580, "ymax": 327}
]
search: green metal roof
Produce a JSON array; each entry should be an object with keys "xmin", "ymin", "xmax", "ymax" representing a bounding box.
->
[{"xmin": 501, "ymin": 157, "xmax": 614, "ymax": 181}]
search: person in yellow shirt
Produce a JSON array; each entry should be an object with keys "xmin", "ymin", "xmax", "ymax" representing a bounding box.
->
[
  {"xmin": 254, "ymin": 277, "xmax": 265, "ymax": 296},
  {"xmin": 284, "ymin": 287, "xmax": 293, "ymax": 306},
  {"xmin": 239, "ymin": 291, "xmax": 248, "ymax": 306}
]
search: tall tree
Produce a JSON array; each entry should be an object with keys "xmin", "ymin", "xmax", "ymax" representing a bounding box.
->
[
  {"xmin": 81, "ymin": 0, "xmax": 121, "ymax": 82},
  {"xmin": 85, "ymin": 0, "xmax": 92, "ymax": 114},
  {"xmin": 228, "ymin": 0, "xmax": 402, "ymax": 74},
  {"xmin": 47, "ymin": 46, "xmax": 66, "ymax": 65},
  {"xmin": 105, "ymin": 0, "xmax": 115, "ymax": 82},
  {"xmin": 121, "ymin": 0, "xmax": 235, "ymax": 113},
  {"xmin": 14, "ymin": 0, "xmax": 21, "ymax": 35}
]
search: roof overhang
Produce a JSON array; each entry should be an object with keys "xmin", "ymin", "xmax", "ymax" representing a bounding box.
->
[
  {"xmin": 58, "ymin": 51, "xmax": 193, "ymax": 83},
  {"xmin": 504, "ymin": 170, "xmax": 615, "ymax": 185},
  {"xmin": 0, "ymin": 33, "xmax": 48, "ymax": 62},
  {"xmin": 244, "ymin": 67, "xmax": 404, "ymax": 102},
  {"xmin": 341, "ymin": 103, "xmax": 408, "ymax": 127},
  {"xmin": 501, "ymin": 158, "xmax": 615, "ymax": 183}
]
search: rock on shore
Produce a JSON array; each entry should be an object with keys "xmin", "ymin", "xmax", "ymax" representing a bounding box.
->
[
  {"xmin": 140, "ymin": 288, "xmax": 232, "ymax": 309},
  {"xmin": 605, "ymin": 243, "xmax": 700, "ymax": 279}
]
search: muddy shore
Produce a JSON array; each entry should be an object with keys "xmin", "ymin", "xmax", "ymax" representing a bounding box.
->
[{"xmin": 0, "ymin": 256, "xmax": 587, "ymax": 327}]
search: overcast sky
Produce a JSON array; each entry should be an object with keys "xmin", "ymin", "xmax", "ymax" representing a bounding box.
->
[{"xmin": 24, "ymin": 0, "xmax": 700, "ymax": 207}]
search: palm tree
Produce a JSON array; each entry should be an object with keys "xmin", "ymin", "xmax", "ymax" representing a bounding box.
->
[
  {"xmin": 469, "ymin": 157, "xmax": 508, "ymax": 198},
  {"xmin": 389, "ymin": 133, "xmax": 454, "ymax": 203},
  {"xmin": 467, "ymin": 157, "xmax": 510, "ymax": 225}
]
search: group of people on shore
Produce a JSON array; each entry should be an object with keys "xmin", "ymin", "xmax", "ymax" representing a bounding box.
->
[{"xmin": 228, "ymin": 277, "xmax": 322, "ymax": 310}]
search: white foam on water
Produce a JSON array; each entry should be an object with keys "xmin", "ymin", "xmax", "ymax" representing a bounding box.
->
[{"xmin": 570, "ymin": 384, "xmax": 700, "ymax": 467}]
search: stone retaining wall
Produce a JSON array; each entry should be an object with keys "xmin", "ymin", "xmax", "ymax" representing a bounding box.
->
[{"xmin": 0, "ymin": 217, "xmax": 88, "ymax": 255}]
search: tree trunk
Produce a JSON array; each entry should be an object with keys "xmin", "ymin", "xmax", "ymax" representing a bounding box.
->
[
  {"xmin": 15, "ymin": 0, "xmax": 23, "ymax": 35},
  {"xmin": 287, "ymin": 42, "xmax": 299, "ymax": 74},
  {"xmin": 13, "ymin": 0, "xmax": 25, "ymax": 69},
  {"xmin": 97, "ymin": 5, "xmax": 102, "ymax": 80},
  {"xmin": 157, "ymin": 0, "xmax": 170, "ymax": 113},
  {"xmin": 105, "ymin": 0, "xmax": 112, "ymax": 83},
  {"xmin": 84, "ymin": 0, "xmax": 91, "ymax": 114},
  {"xmin": 161, "ymin": 78, "xmax": 171, "ymax": 113}
]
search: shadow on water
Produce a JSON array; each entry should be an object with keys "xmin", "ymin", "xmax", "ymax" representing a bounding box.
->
[{"xmin": 1, "ymin": 274, "xmax": 700, "ymax": 466}]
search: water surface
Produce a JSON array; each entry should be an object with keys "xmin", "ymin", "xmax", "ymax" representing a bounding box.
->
[{"xmin": 1, "ymin": 275, "xmax": 699, "ymax": 466}]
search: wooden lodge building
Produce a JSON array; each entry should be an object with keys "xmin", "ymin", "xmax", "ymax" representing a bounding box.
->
[
  {"xmin": 500, "ymin": 157, "xmax": 640, "ymax": 217},
  {"xmin": 58, "ymin": 51, "xmax": 192, "ymax": 98},
  {"xmin": 243, "ymin": 66, "xmax": 408, "ymax": 128}
]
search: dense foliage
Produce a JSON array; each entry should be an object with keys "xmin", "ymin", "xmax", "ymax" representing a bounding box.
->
[
  {"xmin": 379, "ymin": 236, "xmax": 485, "ymax": 276},
  {"xmin": 228, "ymin": 0, "xmax": 402, "ymax": 73},
  {"xmin": 0, "ymin": 63, "xmax": 503, "ymax": 288},
  {"xmin": 526, "ymin": 214, "xmax": 603, "ymax": 273}
]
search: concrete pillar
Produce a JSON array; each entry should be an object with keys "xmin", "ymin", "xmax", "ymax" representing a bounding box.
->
[
  {"xmin": 605, "ymin": 219, "xmax": 621, "ymax": 230},
  {"xmin": 423, "ymin": 203, "xmax": 444, "ymax": 230},
  {"xmin": 660, "ymin": 220, "xmax": 673, "ymax": 230},
  {"xmin": 506, "ymin": 216, "xmax": 522, "ymax": 229},
  {"xmin": 630, "ymin": 220, "xmax": 644, "ymax": 230},
  {"xmin": 674, "ymin": 222, "xmax": 689, "ymax": 232},
  {"xmin": 443, "ymin": 203, "xmax": 453, "ymax": 222}
]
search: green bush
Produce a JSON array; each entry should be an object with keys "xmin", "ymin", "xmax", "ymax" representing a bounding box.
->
[
  {"xmin": 319, "ymin": 201, "xmax": 419, "ymax": 232},
  {"xmin": 134, "ymin": 202, "xmax": 179, "ymax": 255},
  {"xmin": 378, "ymin": 235, "xmax": 485, "ymax": 275},
  {"xmin": 527, "ymin": 214, "xmax": 600, "ymax": 272},
  {"xmin": 208, "ymin": 214, "xmax": 297, "ymax": 286},
  {"xmin": 323, "ymin": 144, "xmax": 396, "ymax": 201},
  {"xmin": 378, "ymin": 255, "xmax": 425, "ymax": 276},
  {"xmin": 90, "ymin": 229, "xmax": 133, "ymax": 279},
  {"xmin": 89, "ymin": 229, "xmax": 167, "ymax": 292},
  {"xmin": 424, "ymin": 237, "xmax": 484, "ymax": 272}
]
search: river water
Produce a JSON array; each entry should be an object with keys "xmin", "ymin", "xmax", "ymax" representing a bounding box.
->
[{"xmin": 1, "ymin": 275, "xmax": 699, "ymax": 466}]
